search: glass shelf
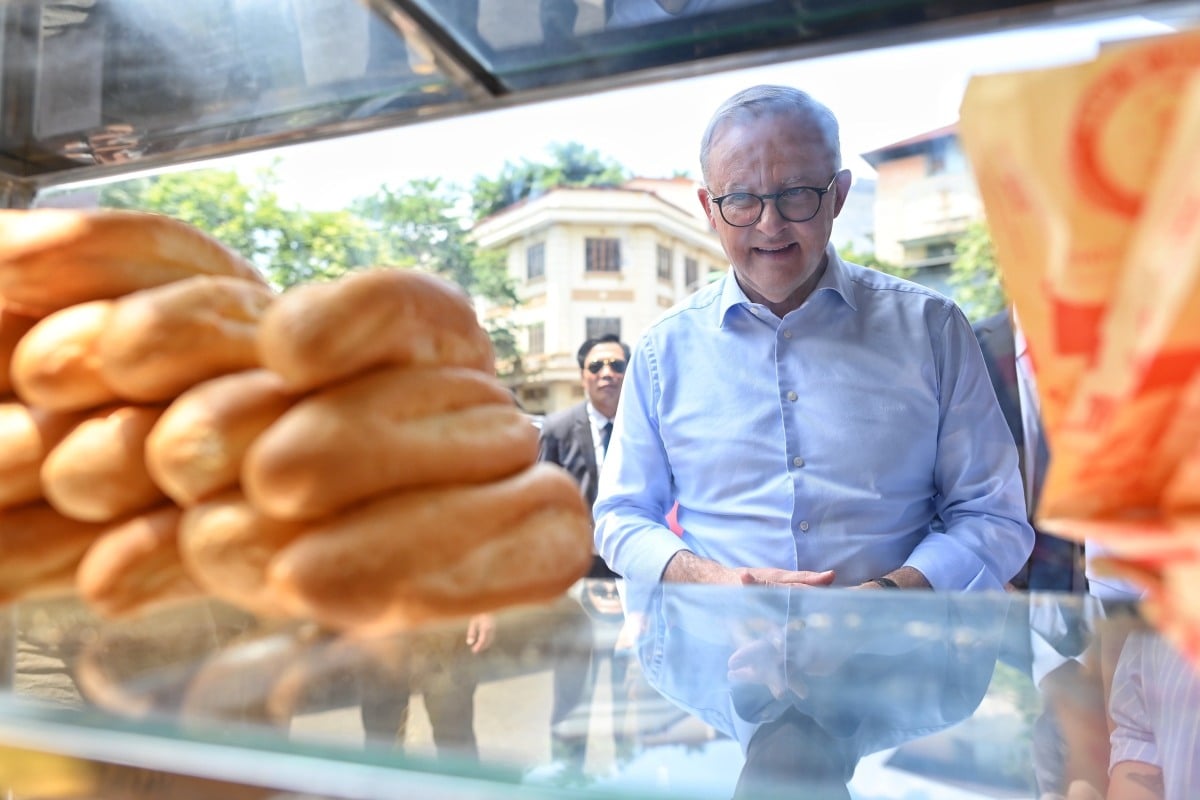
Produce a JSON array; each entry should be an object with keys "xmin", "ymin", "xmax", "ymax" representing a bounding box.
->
[{"xmin": 1, "ymin": 582, "xmax": 1186, "ymax": 799}]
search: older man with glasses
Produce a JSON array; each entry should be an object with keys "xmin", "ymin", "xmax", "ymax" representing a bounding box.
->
[{"xmin": 594, "ymin": 84, "xmax": 1033, "ymax": 593}]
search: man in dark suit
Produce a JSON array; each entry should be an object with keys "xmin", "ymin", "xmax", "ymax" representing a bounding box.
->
[
  {"xmin": 973, "ymin": 309, "xmax": 1084, "ymax": 592},
  {"xmin": 538, "ymin": 333, "xmax": 631, "ymax": 579},
  {"xmin": 526, "ymin": 334, "xmax": 631, "ymax": 781}
]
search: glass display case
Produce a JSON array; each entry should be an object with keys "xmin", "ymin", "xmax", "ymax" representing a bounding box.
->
[
  {"xmin": 2, "ymin": 1, "xmax": 1198, "ymax": 798},
  {"xmin": 4, "ymin": 581, "xmax": 1185, "ymax": 800}
]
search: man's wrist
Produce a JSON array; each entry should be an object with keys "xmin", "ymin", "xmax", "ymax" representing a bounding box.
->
[
  {"xmin": 662, "ymin": 550, "xmax": 733, "ymax": 584},
  {"xmin": 871, "ymin": 576, "xmax": 899, "ymax": 589}
]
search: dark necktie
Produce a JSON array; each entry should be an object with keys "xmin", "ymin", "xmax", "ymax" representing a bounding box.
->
[{"xmin": 600, "ymin": 421, "xmax": 613, "ymax": 455}]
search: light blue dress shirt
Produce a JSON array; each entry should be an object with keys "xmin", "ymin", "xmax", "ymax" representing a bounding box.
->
[{"xmin": 594, "ymin": 247, "xmax": 1033, "ymax": 589}]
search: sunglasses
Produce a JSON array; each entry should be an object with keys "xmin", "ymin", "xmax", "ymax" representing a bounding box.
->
[{"xmin": 586, "ymin": 358, "xmax": 627, "ymax": 375}]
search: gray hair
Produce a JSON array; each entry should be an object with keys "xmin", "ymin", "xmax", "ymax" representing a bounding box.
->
[{"xmin": 699, "ymin": 85, "xmax": 842, "ymax": 186}]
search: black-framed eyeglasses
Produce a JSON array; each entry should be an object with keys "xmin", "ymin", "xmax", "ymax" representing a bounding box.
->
[
  {"xmin": 708, "ymin": 174, "xmax": 838, "ymax": 227},
  {"xmin": 587, "ymin": 358, "xmax": 627, "ymax": 374}
]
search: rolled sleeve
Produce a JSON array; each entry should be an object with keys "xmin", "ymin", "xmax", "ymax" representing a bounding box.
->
[
  {"xmin": 924, "ymin": 308, "xmax": 1034, "ymax": 590},
  {"xmin": 594, "ymin": 339, "xmax": 685, "ymax": 581}
]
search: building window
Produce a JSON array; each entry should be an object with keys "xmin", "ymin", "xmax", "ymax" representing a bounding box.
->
[
  {"xmin": 684, "ymin": 256, "xmax": 699, "ymax": 288},
  {"xmin": 927, "ymin": 139, "xmax": 947, "ymax": 175},
  {"xmin": 656, "ymin": 245, "xmax": 673, "ymax": 281},
  {"xmin": 528, "ymin": 322, "xmax": 545, "ymax": 355},
  {"xmin": 526, "ymin": 242, "xmax": 545, "ymax": 280},
  {"xmin": 586, "ymin": 237, "xmax": 621, "ymax": 272},
  {"xmin": 586, "ymin": 317, "xmax": 621, "ymax": 341},
  {"xmin": 927, "ymin": 241, "xmax": 956, "ymax": 260}
]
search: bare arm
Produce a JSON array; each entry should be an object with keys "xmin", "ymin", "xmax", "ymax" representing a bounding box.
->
[
  {"xmin": 662, "ymin": 550, "xmax": 738, "ymax": 584},
  {"xmin": 662, "ymin": 550, "xmax": 836, "ymax": 587},
  {"xmin": 1107, "ymin": 761, "xmax": 1164, "ymax": 800}
]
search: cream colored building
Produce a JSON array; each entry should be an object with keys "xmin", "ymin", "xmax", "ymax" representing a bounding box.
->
[
  {"xmin": 472, "ymin": 177, "xmax": 726, "ymax": 414},
  {"xmin": 862, "ymin": 123, "xmax": 982, "ymax": 296}
]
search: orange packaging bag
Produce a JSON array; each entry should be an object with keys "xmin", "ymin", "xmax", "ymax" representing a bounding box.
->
[
  {"xmin": 960, "ymin": 32, "xmax": 1200, "ymax": 671},
  {"xmin": 1040, "ymin": 68, "xmax": 1200, "ymax": 519},
  {"xmin": 959, "ymin": 31, "xmax": 1200, "ymax": 441}
]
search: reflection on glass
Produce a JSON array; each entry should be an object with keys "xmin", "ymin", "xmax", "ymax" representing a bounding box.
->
[
  {"xmin": 605, "ymin": 0, "xmax": 774, "ymax": 29},
  {"xmin": 1108, "ymin": 629, "xmax": 1200, "ymax": 800},
  {"xmin": 1, "ymin": 587, "xmax": 1196, "ymax": 798},
  {"xmin": 625, "ymin": 582, "xmax": 1011, "ymax": 798},
  {"xmin": 7, "ymin": 0, "xmax": 462, "ymax": 173}
]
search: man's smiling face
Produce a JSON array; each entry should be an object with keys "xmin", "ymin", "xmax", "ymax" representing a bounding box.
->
[{"xmin": 699, "ymin": 108, "xmax": 849, "ymax": 316}]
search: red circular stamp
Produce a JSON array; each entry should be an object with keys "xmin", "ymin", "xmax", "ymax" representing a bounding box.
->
[{"xmin": 1070, "ymin": 34, "xmax": 1200, "ymax": 218}]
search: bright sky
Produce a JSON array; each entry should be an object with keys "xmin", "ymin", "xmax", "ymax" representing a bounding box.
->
[{"xmin": 235, "ymin": 12, "xmax": 1174, "ymax": 211}]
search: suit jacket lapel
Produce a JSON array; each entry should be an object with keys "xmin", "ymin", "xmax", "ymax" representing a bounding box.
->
[
  {"xmin": 573, "ymin": 405, "xmax": 599, "ymax": 505},
  {"xmin": 976, "ymin": 313, "xmax": 1024, "ymax": 452}
]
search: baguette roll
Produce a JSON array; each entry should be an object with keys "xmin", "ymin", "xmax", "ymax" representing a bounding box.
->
[
  {"xmin": 0, "ymin": 306, "xmax": 39, "ymax": 396},
  {"xmin": 0, "ymin": 501, "xmax": 109, "ymax": 603},
  {"xmin": 11, "ymin": 300, "xmax": 119, "ymax": 411},
  {"xmin": 99, "ymin": 275, "xmax": 277, "ymax": 403},
  {"xmin": 178, "ymin": 490, "xmax": 308, "ymax": 619},
  {"xmin": 267, "ymin": 463, "xmax": 594, "ymax": 634},
  {"xmin": 0, "ymin": 401, "xmax": 89, "ymax": 509},
  {"xmin": 76, "ymin": 505, "xmax": 203, "ymax": 617},
  {"xmin": 0, "ymin": 209, "xmax": 265, "ymax": 316},
  {"xmin": 257, "ymin": 268, "xmax": 495, "ymax": 393},
  {"xmin": 242, "ymin": 365, "xmax": 538, "ymax": 521},
  {"xmin": 146, "ymin": 369, "xmax": 297, "ymax": 507},
  {"xmin": 41, "ymin": 404, "xmax": 167, "ymax": 523}
]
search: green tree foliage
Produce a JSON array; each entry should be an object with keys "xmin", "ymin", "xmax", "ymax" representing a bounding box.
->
[
  {"xmin": 95, "ymin": 144, "xmax": 629, "ymax": 372},
  {"xmin": 100, "ymin": 168, "xmax": 267, "ymax": 263},
  {"xmin": 352, "ymin": 178, "xmax": 515, "ymax": 305},
  {"xmin": 352, "ymin": 179, "xmax": 521, "ymax": 369},
  {"xmin": 470, "ymin": 142, "xmax": 630, "ymax": 220},
  {"xmin": 263, "ymin": 207, "xmax": 382, "ymax": 287},
  {"xmin": 838, "ymin": 244, "xmax": 914, "ymax": 281},
  {"xmin": 948, "ymin": 218, "xmax": 1007, "ymax": 322},
  {"xmin": 99, "ymin": 165, "xmax": 380, "ymax": 288}
]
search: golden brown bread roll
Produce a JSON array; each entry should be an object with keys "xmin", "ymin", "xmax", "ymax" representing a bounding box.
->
[
  {"xmin": 178, "ymin": 490, "xmax": 308, "ymax": 619},
  {"xmin": 41, "ymin": 404, "xmax": 167, "ymax": 522},
  {"xmin": 0, "ymin": 401, "xmax": 89, "ymax": 509},
  {"xmin": 267, "ymin": 463, "xmax": 594, "ymax": 635},
  {"xmin": 242, "ymin": 365, "xmax": 539, "ymax": 521},
  {"xmin": 0, "ymin": 501, "xmax": 109, "ymax": 603},
  {"xmin": 0, "ymin": 306, "xmax": 38, "ymax": 396},
  {"xmin": 256, "ymin": 268, "xmax": 495, "ymax": 393},
  {"xmin": 76, "ymin": 505, "xmax": 203, "ymax": 618},
  {"xmin": 98, "ymin": 275, "xmax": 277, "ymax": 403},
  {"xmin": 0, "ymin": 209, "xmax": 266, "ymax": 316},
  {"xmin": 146, "ymin": 369, "xmax": 297, "ymax": 507},
  {"xmin": 11, "ymin": 299, "xmax": 120, "ymax": 411}
]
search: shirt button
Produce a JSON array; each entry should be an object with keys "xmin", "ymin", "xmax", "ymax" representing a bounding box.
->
[
  {"xmin": 792, "ymin": 456, "xmax": 804, "ymax": 467},
  {"xmin": 799, "ymin": 521, "xmax": 810, "ymax": 532},
  {"xmin": 783, "ymin": 330, "xmax": 793, "ymax": 339},
  {"xmin": 787, "ymin": 391, "xmax": 798, "ymax": 402}
]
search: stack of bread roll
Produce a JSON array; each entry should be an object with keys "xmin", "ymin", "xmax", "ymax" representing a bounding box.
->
[
  {"xmin": 0, "ymin": 209, "xmax": 274, "ymax": 616},
  {"xmin": 174, "ymin": 267, "xmax": 594, "ymax": 635},
  {"xmin": 0, "ymin": 208, "xmax": 592, "ymax": 636}
]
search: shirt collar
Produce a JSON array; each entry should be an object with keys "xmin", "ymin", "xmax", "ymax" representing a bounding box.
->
[
  {"xmin": 1012, "ymin": 307, "xmax": 1028, "ymax": 359},
  {"xmin": 585, "ymin": 401, "xmax": 611, "ymax": 428},
  {"xmin": 718, "ymin": 243, "xmax": 857, "ymax": 326}
]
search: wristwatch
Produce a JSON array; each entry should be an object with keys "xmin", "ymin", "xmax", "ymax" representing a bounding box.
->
[{"xmin": 871, "ymin": 576, "xmax": 899, "ymax": 589}]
